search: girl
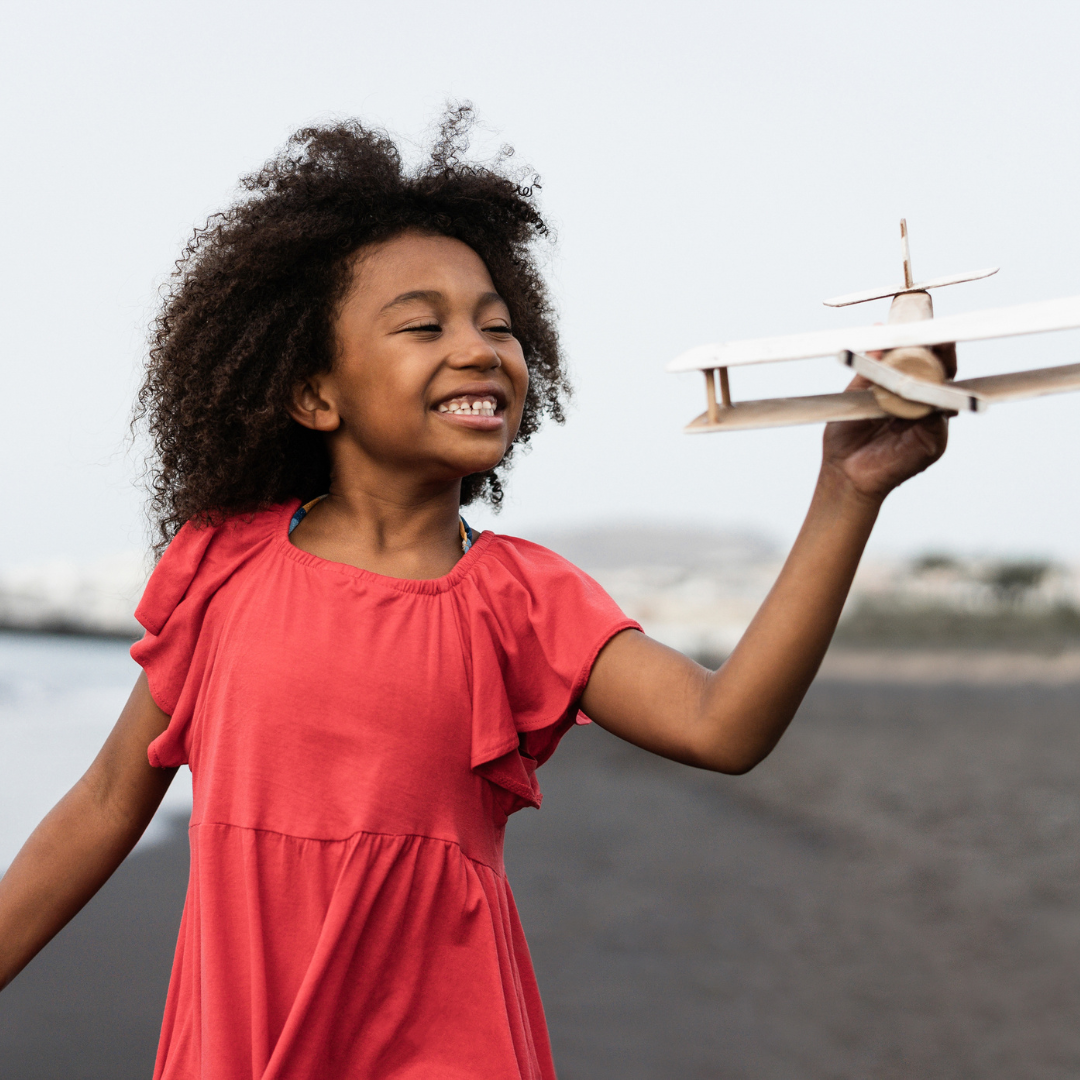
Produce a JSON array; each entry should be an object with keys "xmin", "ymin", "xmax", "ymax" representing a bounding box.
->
[{"xmin": 0, "ymin": 112, "xmax": 948, "ymax": 1079}]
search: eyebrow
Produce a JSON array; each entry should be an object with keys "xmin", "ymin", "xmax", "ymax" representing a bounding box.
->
[{"xmin": 379, "ymin": 289, "xmax": 507, "ymax": 314}]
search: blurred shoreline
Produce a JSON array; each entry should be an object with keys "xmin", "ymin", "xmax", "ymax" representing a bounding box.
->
[
  {"xmin": 0, "ymin": 624, "xmax": 139, "ymax": 643},
  {"xmin": 0, "ymin": 553, "xmax": 145, "ymax": 639},
  {"xmin": 6, "ymin": 623, "xmax": 1080, "ymax": 685}
]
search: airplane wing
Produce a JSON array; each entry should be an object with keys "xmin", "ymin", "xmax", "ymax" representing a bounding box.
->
[
  {"xmin": 667, "ymin": 295, "xmax": 1080, "ymax": 373},
  {"xmin": 952, "ymin": 362, "xmax": 1080, "ymax": 403},
  {"xmin": 682, "ymin": 362, "xmax": 1080, "ymax": 433},
  {"xmin": 684, "ymin": 390, "xmax": 887, "ymax": 432}
]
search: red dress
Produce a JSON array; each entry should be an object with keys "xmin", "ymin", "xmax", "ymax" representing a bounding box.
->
[{"xmin": 131, "ymin": 501, "xmax": 638, "ymax": 1080}]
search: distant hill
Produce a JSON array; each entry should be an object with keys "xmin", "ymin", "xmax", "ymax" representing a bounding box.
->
[
  {"xmin": 526, "ymin": 522, "xmax": 777, "ymax": 571},
  {"xmin": 522, "ymin": 523, "xmax": 781, "ymax": 662}
]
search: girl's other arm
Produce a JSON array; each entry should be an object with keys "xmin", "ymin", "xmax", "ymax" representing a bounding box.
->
[
  {"xmin": 0, "ymin": 673, "xmax": 174, "ymax": 991},
  {"xmin": 581, "ymin": 395, "xmax": 949, "ymax": 774}
]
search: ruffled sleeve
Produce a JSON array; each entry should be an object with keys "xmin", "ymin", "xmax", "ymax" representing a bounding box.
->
[
  {"xmin": 455, "ymin": 536, "xmax": 640, "ymax": 814},
  {"xmin": 131, "ymin": 505, "xmax": 286, "ymax": 766}
]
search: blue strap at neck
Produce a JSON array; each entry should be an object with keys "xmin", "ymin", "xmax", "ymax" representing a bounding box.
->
[{"xmin": 290, "ymin": 498, "xmax": 475, "ymax": 556}]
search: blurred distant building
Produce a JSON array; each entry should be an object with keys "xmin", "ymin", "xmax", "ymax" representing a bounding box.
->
[
  {"xmin": 850, "ymin": 553, "xmax": 1080, "ymax": 613},
  {"xmin": 0, "ymin": 553, "xmax": 146, "ymax": 638},
  {"xmin": 1, "ymin": 528, "xmax": 1077, "ymax": 651},
  {"xmin": 839, "ymin": 553, "xmax": 1080, "ymax": 649}
]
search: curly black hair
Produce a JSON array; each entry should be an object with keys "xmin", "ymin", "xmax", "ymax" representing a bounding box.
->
[{"xmin": 135, "ymin": 106, "xmax": 568, "ymax": 552}]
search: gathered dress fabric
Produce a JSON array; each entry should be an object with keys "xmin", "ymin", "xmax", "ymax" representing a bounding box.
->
[{"xmin": 131, "ymin": 501, "xmax": 639, "ymax": 1080}]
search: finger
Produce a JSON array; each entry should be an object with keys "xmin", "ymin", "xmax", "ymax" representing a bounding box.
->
[
  {"xmin": 932, "ymin": 342, "xmax": 957, "ymax": 379},
  {"xmin": 910, "ymin": 413, "xmax": 949, "ymax": 459}
]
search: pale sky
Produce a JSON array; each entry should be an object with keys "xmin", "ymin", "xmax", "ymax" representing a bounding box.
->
[{"xmin": 3, "ymin": 0, "xmax": 1080, "ymax": 565}]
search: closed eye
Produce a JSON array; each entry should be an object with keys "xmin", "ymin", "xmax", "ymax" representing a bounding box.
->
[{"xmin": 399, "ymin": 322, "xmax": 441, "ymax": 333}]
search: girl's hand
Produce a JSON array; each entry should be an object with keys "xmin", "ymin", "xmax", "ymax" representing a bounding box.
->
[{"xmin": 822, "ymin": 342, "xmax": 954, "ymax": 504}]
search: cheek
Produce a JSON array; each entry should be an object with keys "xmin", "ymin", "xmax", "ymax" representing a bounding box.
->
[
  {"xmin": 508, "ymin": 352, "xmax": 530, "ymax": 414},
  {"xmin": 342, "ymin": 364, "xmax": 424, "ymax": 430}
]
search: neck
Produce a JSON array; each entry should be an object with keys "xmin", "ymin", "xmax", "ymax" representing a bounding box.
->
[
  {"xmin": 290, "ymin": 455, "xmax": 468, "ymax": 580},
  {"xmin": 325, "ymin": 478, "xmax": 464, "ymax": 552}
]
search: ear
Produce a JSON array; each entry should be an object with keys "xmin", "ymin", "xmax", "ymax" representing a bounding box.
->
[{"xmin": 289, "ymin": 375, "xmax": 341, "ymax": 432}]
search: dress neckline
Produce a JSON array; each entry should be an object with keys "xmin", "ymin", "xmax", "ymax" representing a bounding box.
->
[{"xmin": 276, "ymin": 499, "xmax": 493, "ymax": 595}]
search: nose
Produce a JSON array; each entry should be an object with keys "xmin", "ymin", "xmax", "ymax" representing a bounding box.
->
[{"xmin": 446, "ymin": 325, "xmax": 502, "ymax": 372}]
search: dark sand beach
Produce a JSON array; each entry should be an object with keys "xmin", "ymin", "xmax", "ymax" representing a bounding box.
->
[{"xmin": 3, "ymin": 671, "xmax": 1080, "ymax": 1078}]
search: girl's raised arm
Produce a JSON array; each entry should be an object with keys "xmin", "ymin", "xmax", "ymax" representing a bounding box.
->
[
  {"xmin": 581, "ymin": 385, "xmax": 949, "ymax": 774},
  {"xmin": 0, "ymin": 673, "xmax": 175, "ymax": 991}
]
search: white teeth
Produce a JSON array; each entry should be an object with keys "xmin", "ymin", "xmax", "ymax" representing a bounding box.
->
[{"xmin": 437, "ymin": 396, "xmax": 497, "ymax": 417}]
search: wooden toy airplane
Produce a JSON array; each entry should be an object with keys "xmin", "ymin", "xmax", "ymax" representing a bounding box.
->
[{"xmin": 668, "ymin": 220, "xmax": 1080, "ymax": 432}]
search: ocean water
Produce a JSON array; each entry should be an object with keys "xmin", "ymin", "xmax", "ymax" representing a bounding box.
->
[{"xmin": 0, "ymin": 632, "xmax": 192, "ymax": 869}]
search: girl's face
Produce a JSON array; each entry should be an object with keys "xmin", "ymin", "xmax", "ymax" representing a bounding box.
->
[{"xmin": 292, "ymin": 231, "xmax": 530, "ymax": 490}]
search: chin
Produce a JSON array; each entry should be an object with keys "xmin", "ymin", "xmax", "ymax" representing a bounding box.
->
[
  {"xmin": 457, "ymin": 460, "xmax": 503, "ymax": 479},
  {"xmin": 446, "ymin": 450, "xmax": 505, "ymax": 478}
]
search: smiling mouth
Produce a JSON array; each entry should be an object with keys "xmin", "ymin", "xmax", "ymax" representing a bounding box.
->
[{"xmin": 436, "ymin": 395, "xmax": 499, "ymax": 417}]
